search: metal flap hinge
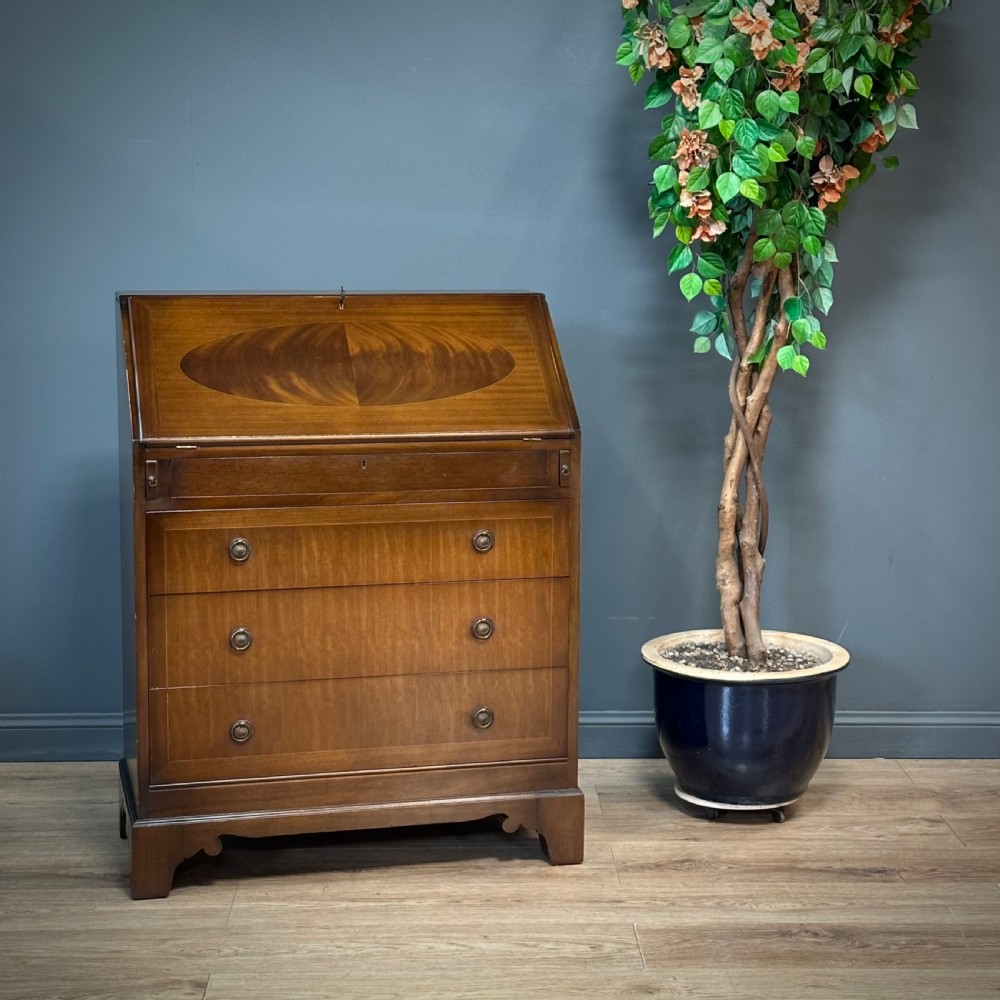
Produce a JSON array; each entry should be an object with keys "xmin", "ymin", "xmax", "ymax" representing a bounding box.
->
[
  {"xmin": 144, "ymin": 460, "xmax": 159, "ymax": 500},
  {"xmin": 558, "ymin": 449, "xmax": 571, "ymax": 488}
]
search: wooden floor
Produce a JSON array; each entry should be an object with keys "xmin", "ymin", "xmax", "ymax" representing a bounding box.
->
[{"xmin": 1, "ymin": 759, "xmax": 998, "ymax": 999}]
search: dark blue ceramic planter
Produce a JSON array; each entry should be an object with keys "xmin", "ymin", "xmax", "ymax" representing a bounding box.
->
[{"xmin": 643, "ymin": 630, "xmax": 849, "ymax": 810}]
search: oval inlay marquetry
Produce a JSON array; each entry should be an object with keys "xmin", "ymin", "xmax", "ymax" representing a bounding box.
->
[{"xmin": 179, "ymin": 322, "xmax": 516, "ymax": 407}]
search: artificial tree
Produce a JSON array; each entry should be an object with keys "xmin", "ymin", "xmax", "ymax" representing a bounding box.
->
[{"xmin": 618, "ymin": 0, "xmax": 949, "ymax": 667}]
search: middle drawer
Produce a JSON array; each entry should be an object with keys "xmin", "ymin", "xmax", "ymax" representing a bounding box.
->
[{"xmin": 149, "ymin": 578, "xmax": 569, "ymax": 688}]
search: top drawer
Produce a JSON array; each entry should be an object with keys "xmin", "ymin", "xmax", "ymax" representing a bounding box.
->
[{"xmin": 146, "ymin": 500, "xmax": 571, "ymax": 595}]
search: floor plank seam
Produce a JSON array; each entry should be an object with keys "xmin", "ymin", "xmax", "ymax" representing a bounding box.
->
[
  {"xmin": 940, "ymin": 814, "xmax": 970, "ymax": 848},
  {"xmin": 609, "ymin": 844, "xmax": 623, "ymax": 887},
  {"xmin": 632, "ymin": 922, "xmax": 647, "ymax": 970},
  {"xmin": 952, "ymin": 916, "xmax": 972, "ymax": 951}
]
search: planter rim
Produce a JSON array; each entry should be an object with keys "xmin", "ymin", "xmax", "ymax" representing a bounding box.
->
[{"xmin": 642, "ymin": 628, "xmax": 850, "ymax": 684}]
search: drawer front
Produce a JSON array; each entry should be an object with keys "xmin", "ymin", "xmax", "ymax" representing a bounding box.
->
[
  {"xmin": 149, "ymin": 579, "xmax": 569, "ymax": 688},
  {"xmin": 164, "ymin": 449, "xmax": 557, "ymax": 499},
  {"xmin": 148, "ymin": 668, "xmax": 567, "ymax": 784},
  {"xmin": 147, "ymin": 500, "xmax": 570, "ymax": 595}
]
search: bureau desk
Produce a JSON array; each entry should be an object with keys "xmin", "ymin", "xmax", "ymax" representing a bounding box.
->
[{"xmin": 117, "ymin": 292, "xmax": 583, "ymax": 898}]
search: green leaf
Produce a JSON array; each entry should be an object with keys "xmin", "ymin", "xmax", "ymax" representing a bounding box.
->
[
  {"xmin": 795, "ymin": 134, "xmax": 818, "ymax": 159},
  {"xmin": 733, "ymin": 117, "xmax": 760, "ymax": 151},
  {"xmin": 837, "ymin": 33, "xmax": 864, "ymax": 61},
  {"xmin": 693, "ymin": 335, "xmax": 713, "ymax": 353},
  {"xmin": 804, "ymin": 208, "xmax": 827, "ymax": 237},
  {"xmin": 791, "ymin": 318, "xmax": 812, "ymax": 343},
  {"xmin": 629, "ymin": 61, "xmax": 645, "ymax": 85},
  {"xmin": 644, "ymin": 79, "xmax": 674, "ymax": 110},
  {"xmin": 896, "ymin": 104, "xmax": 919, "ymax": 130},
  {"xmin": 805, "ymin": 47, "xmax": 830, "ymax": 73},
  {"xmin": 698, "ymin": 100, "xmax": 723, "ymax": 130},
  {"xmin": 815, "ymin": 286, "xmax": 834, "ymax": 314},
  {"xmin": 668, "ymin": 244, "xmax": 694, "ymax": 274},
  {"xmin": 718, "ymin": 118, "xmax": 736, "ymax": 141},
  {"xmin": 774, "ymin": 251, "xmax": 793, "ymax": 270},
  {"xmin": 685, "ymin": 166, "xmax": 711, "ymax": 192},
  {"xmin": 784, "ymin": 297, "xmax": 804, "ymax": 322},
  {"xmin": 782, "ymin": 201, "xmax": 809, "ymax": 228},
  {"xmin": 846, "ymin": 8, "xmax": 869, "ymax": 35},
  {"xmin": 774, "ymin": 223, "xmax": 800, "ymax": 253},
  {"xmin": 648, "ymin": 133, "xmax": 673, "ymax": 160},
  {"xmin": 714, "ymin": 57, "xmax": 736, "ymax": 83},
  {"xmin": 752, "ymin": 238, "xmax": 776, "ymax": 262},
  {"xmin": 695, "ymin": 38, "xmax": 725, "ymax": 64},
  {"xmin": 854, "ymin": 74, "xmax": 873, "ymax": 98},
  {"xmin": 756, "ymin": 209, "xmax": 780, "ymax": 236},
  {"xmin": 883, "ymin": 155, "xmax": 900, "ymax": 170},
  {"xmin": 691, "ymin": 310, "xmax": 718, "ymax": 335},
  {"xmin": 716, "ymin": 171, "xmax": 741, "ymax": 204},
  {"xmin": 778, "ymin": 92, "xmax": 800, "ymax": 114},
  {"xmin": 703, "ymin": 278, "xmax": 724, "ymax": 296},
  {"xmin": 852, "ymin": 120, "xmax": 876, "ymax": 145},
  {"xmin": 809, "ymin": 329, "xmax": 827, "ymax": 350},
  {"xmin": 776, "ymin": 345, "xmax": 797, "ymax": 371},
  {"xmin": 680, "ymin": 272, "xmax": 704, "ymax": 301},
  {"xmin": 615, "ymin": 42, "xmax": 635, "ymax": 66},
  {"xmin": 748, "ymin": 338, "xmax": 770, "ymax": 365},
  {"xmin": 714, "ymin": 332, "xmax": 733, "ymax": 359},
  {"xmin": 739, "ymin": 178, "xmax": 763, "ymax": 204},
  {"xmin": 791, "ymin": 354, "xmax": 810, "ymax": 376},
  {"xmin": 823, "ymin": 67, "xmax": 843, "ymax": 93},
  {"xmin": 767, "ymin": 142, "xmax": 789, "ymax": 163},
  {"xmin": 733, "ymin": 150, "xmax": 762, "ymax": 179},
  {"xmin": 755, "ymin": 90, "xmax": 781, "ymax": 123},
  {"xmin": 667, "ymin": 17, "xmax": 692, "ymax": 48},
  {"xmin": 777, "ymin": 41, "xmax": 799, "ymax": 65},
  {"xmin": 676, "ymin": 225, "xmax": 694, "ymax": 245},
  {"xmin": 652, "ymin": 212, "xmax": 670, "ymax": 238},
  {"xmin": 772, "ymin": 9, "xmax": 802, "ymax": 41},
  {"xmin": 802, "ymin": 235, "xmax": 823, "ymax": 256},
  {"xmin": 720, "ymin": 89, "xmax": 746, "ymax": 120},
  {"xmin": 812, "ymin": 21, "xmax": 843, "ymax": 45},
  {"xmin": 697, "ymin": 253, "xmax": 727, "ymax": 279},
  {"xmin": 653, "ymin": 163, "xmax": 679, "ymax": 193}
]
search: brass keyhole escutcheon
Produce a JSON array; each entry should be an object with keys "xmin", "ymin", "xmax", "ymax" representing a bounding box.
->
[
  {"xmin": 229, "ymin": 627, "xmax": 253, "ymax": 652},
  {"xmin": 471, "ymin": 617, "xmax": 494, "ymax": 640},
  {"xmin": 228, "ymin": 537, "xmax": 252, "ymax": 563},
  {"xmin": 230, "ymin": 719, "xmax": 254, "ymax": 743},
  {"xmin": 472, "ymin": 707, "xmax": 494, "ymax": 730},
  {"xmin": 471, "ymin": 530, "xmax": 494, "ymax": 553}
]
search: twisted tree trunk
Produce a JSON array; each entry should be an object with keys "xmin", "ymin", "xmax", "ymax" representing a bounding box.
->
[{"xmin": 716, "ymin": 245, "xmax": 796, "ymax": 668}]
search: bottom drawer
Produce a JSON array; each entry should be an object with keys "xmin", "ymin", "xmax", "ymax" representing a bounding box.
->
[{"xmin": 149, "ymin": 668, "xmax": 567, "ymax": 785}]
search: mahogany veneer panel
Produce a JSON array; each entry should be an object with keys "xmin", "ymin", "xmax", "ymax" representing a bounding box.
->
[
  {"xmin": 146, "ymin": 500, "xmax": 570, "ymax": 595},
  {"xmin": 149, "ymin": 668, "xmax": 568, "ymax": 784},
  {"xmin": 124, "ymin": 294, "xmax": 574, "ymax": 442},
  {"xmin": 117, "ymin": 292, "xmax": 582, "ymax": 898},
  {"xmin": 149, "ymin": 578, "xmax": 570, "ymax": 688}
]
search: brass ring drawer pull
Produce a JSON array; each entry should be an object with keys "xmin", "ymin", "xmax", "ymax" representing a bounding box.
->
[
  {"xmin": 472, "ymin": 707, "xmax": 494, "ymax": 730},
  {"xmin": 230, "ymin": 719, "xmax": 254, "ymax": 743},
  {"xmin": 228, "ymin": 537, "xmax": 252, "ymax": 563},
  {"xmin": 471, "ymin": 530, "xmax": 495, "ymax": 553},
  {"xmin": 471, "ymin": 617, "xmax": 494, "ymax": 640},
  {"xmin": 229, "ymin": 627, "xmax": 253, "ymax": 652}
]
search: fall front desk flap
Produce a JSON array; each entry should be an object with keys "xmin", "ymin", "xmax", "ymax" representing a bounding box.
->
[{"xmin": 119, "ymin": 293, "xmax": 578, "ymax": 445}]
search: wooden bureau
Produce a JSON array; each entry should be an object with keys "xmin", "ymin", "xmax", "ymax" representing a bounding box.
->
[{"xmin": 116, "ymin": 292, "xmax": 583, "ymax": 898}]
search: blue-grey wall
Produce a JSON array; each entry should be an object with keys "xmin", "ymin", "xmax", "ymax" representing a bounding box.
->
[{"xmin": 1, "ymin": 1, "xmax": 996, "ymax": 759}]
